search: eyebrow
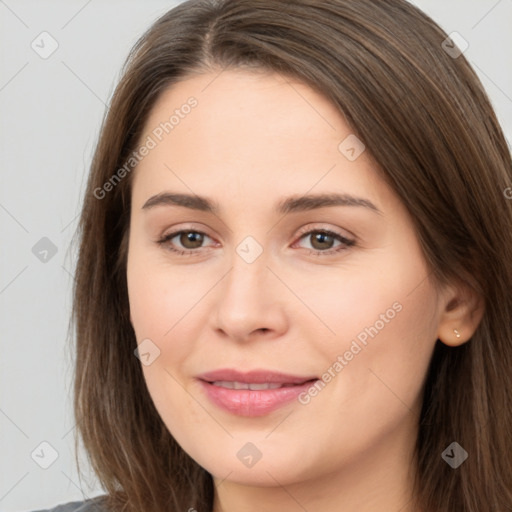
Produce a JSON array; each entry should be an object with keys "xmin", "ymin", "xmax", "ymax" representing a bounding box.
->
[{"xmin": 142, "ymin": 192, "xmax": 381, "ymax": 215}]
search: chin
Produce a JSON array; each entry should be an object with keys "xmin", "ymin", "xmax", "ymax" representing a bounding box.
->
[{"xmin": 181, "ymin": 437, "xmax": 315, "ymax": 487}]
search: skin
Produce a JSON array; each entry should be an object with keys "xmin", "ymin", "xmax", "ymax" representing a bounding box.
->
[{"xmin": 126, "ymin": 69, "xmax": 483, "ymax": 512}]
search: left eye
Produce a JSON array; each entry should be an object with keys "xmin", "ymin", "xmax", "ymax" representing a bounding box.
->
[
  {"xmin": 295, "ymin": 229, "xmax": 355, "ymax": 254},
  {"xmin": 156, "ymin": 228, "xmax": 355, "ymax": 256}
]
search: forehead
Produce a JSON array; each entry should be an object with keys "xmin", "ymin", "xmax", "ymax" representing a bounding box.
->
[{"xmin": 131, "ymin": 69, "xmax": 393, "ymax": 213}]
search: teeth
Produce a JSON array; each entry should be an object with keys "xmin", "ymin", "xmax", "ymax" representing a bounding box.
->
[
  {"xmin": 248, "ymin": 382, "xmax": 283, "ymax": 390},
  {"xmin": 212, "ymin": 381, "xmax": 285, "ymax": 390}
]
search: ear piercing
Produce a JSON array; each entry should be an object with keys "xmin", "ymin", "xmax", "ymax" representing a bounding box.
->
[{"xmin": 454, "ymin": 329, "xmax": 461, "ymax": 339}]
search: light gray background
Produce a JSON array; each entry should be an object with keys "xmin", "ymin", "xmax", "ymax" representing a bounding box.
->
[{"xmin": 1, "ymin": 1, "xmax": 511, "ymax": 511}]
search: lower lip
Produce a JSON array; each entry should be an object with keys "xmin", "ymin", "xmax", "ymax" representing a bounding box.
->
[{"xmin": 198, "ymin": 379, "xmax": 317, "ymax": 416}]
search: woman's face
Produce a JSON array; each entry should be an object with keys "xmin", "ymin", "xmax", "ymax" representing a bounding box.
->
[{"xmin": 126, "ymin": 69, "xmax": 445, "ymax": 488}]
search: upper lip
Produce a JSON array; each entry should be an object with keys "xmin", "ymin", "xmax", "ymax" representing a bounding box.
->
[{"xmin": 197, "ymin": 368, "xmax": 318, "ymax": 385}]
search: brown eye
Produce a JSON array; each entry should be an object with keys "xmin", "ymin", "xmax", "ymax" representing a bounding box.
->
[
  {"xmin": 295, "ymin": 228, "xmax": 355, "ymax": 256},
  {"xmin": 157, "ymin": 230, "xmax": 213, "ymax": 255},
  {"xmin": 309, "ymin": 232, "xmax": 336, "ymax": 251},
  {"xmin": 177, "ymin": 231, "xmax": 204, "ymax": 249}
]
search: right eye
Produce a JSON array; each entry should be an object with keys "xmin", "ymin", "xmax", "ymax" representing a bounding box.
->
[{"xmin": 156, "ymin": 229, "xmax": 216, "ymax": 256}]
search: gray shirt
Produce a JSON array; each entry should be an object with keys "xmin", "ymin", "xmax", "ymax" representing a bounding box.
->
[{"xmin": 29, "ymin": 496, "xmax": 108, "ymax": 512}]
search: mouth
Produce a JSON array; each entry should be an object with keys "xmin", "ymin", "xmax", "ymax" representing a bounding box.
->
[
  {"xmin": 207, "ymin": 381, "xmax": 311, "ymax": 390},
  {"xmin": 197, "ymin": 368, "xmax": 317, "ymax": 385},
  {"xmin": 196, "ymin": 368, "xmax": 319, "ymax": 416}
]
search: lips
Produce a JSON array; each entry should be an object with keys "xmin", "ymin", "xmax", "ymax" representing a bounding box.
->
[
  {"xmin": 196, "ymin": 368, "xmax": 318, "ymax": 416},
  {"xmin": 211, "ymin": 381, "xmax": 289, "ymax": 390},
  {"xmin": 197, "ymin": 368, "xmax": 317, "ymax": 385}
]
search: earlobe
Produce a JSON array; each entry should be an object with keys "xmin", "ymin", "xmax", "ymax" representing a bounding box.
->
[
  {"xmin": 437, "ymin": 282, "xmax": 485, "ymax": 347},
  {"xmin": 439, "ymin": 327, "xmax": 465, "ymax": 347}
]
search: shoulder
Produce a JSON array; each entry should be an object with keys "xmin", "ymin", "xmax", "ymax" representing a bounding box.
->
[{"xmin": 29, "ymin": 495, "xmax": 109, "ymax": 512}]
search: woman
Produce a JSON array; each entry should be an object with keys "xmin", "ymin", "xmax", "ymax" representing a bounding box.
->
[{"xmin": 33, "ymin": 0, "xmax": 512, "ymax": 511}]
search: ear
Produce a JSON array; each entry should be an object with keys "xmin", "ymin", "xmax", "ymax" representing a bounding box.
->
[{"xmin": 437, "ymin": 279, "xmax": 485, "ymax": 347}]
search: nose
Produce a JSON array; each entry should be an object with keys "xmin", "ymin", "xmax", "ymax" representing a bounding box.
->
[{"xmin": 212, "ymin": 248, "xmax": 289, "ymax": 343}]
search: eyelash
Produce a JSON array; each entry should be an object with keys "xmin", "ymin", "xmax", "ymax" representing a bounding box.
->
[{"xmin": 156, "ymin": 226, "xmax": 356, "ymax": 257}]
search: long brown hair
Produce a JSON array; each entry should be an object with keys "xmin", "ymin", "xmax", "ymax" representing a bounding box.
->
[{"xmin": 71, "ymin": 1, "xmax": 512, "ymax": 511}]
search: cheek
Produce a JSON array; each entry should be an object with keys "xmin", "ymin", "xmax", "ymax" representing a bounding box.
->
[
  {"xmin": 319, "ymin": 273, "xmax": 438, "ymax": 430},
  {"xmin": 127, "ymin": 250, "xmax": 216, "ymax": 391},
  {"xmin": 127, "ymin": 249, "xmax": 204, "ymax": 343},
  {"xmin": 127, "ymin": 254, "xmax": 203, "ymax": 437},
  {"xmin": 312, "ymin": 245, "xmax": 439, "ymax": 409}
]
